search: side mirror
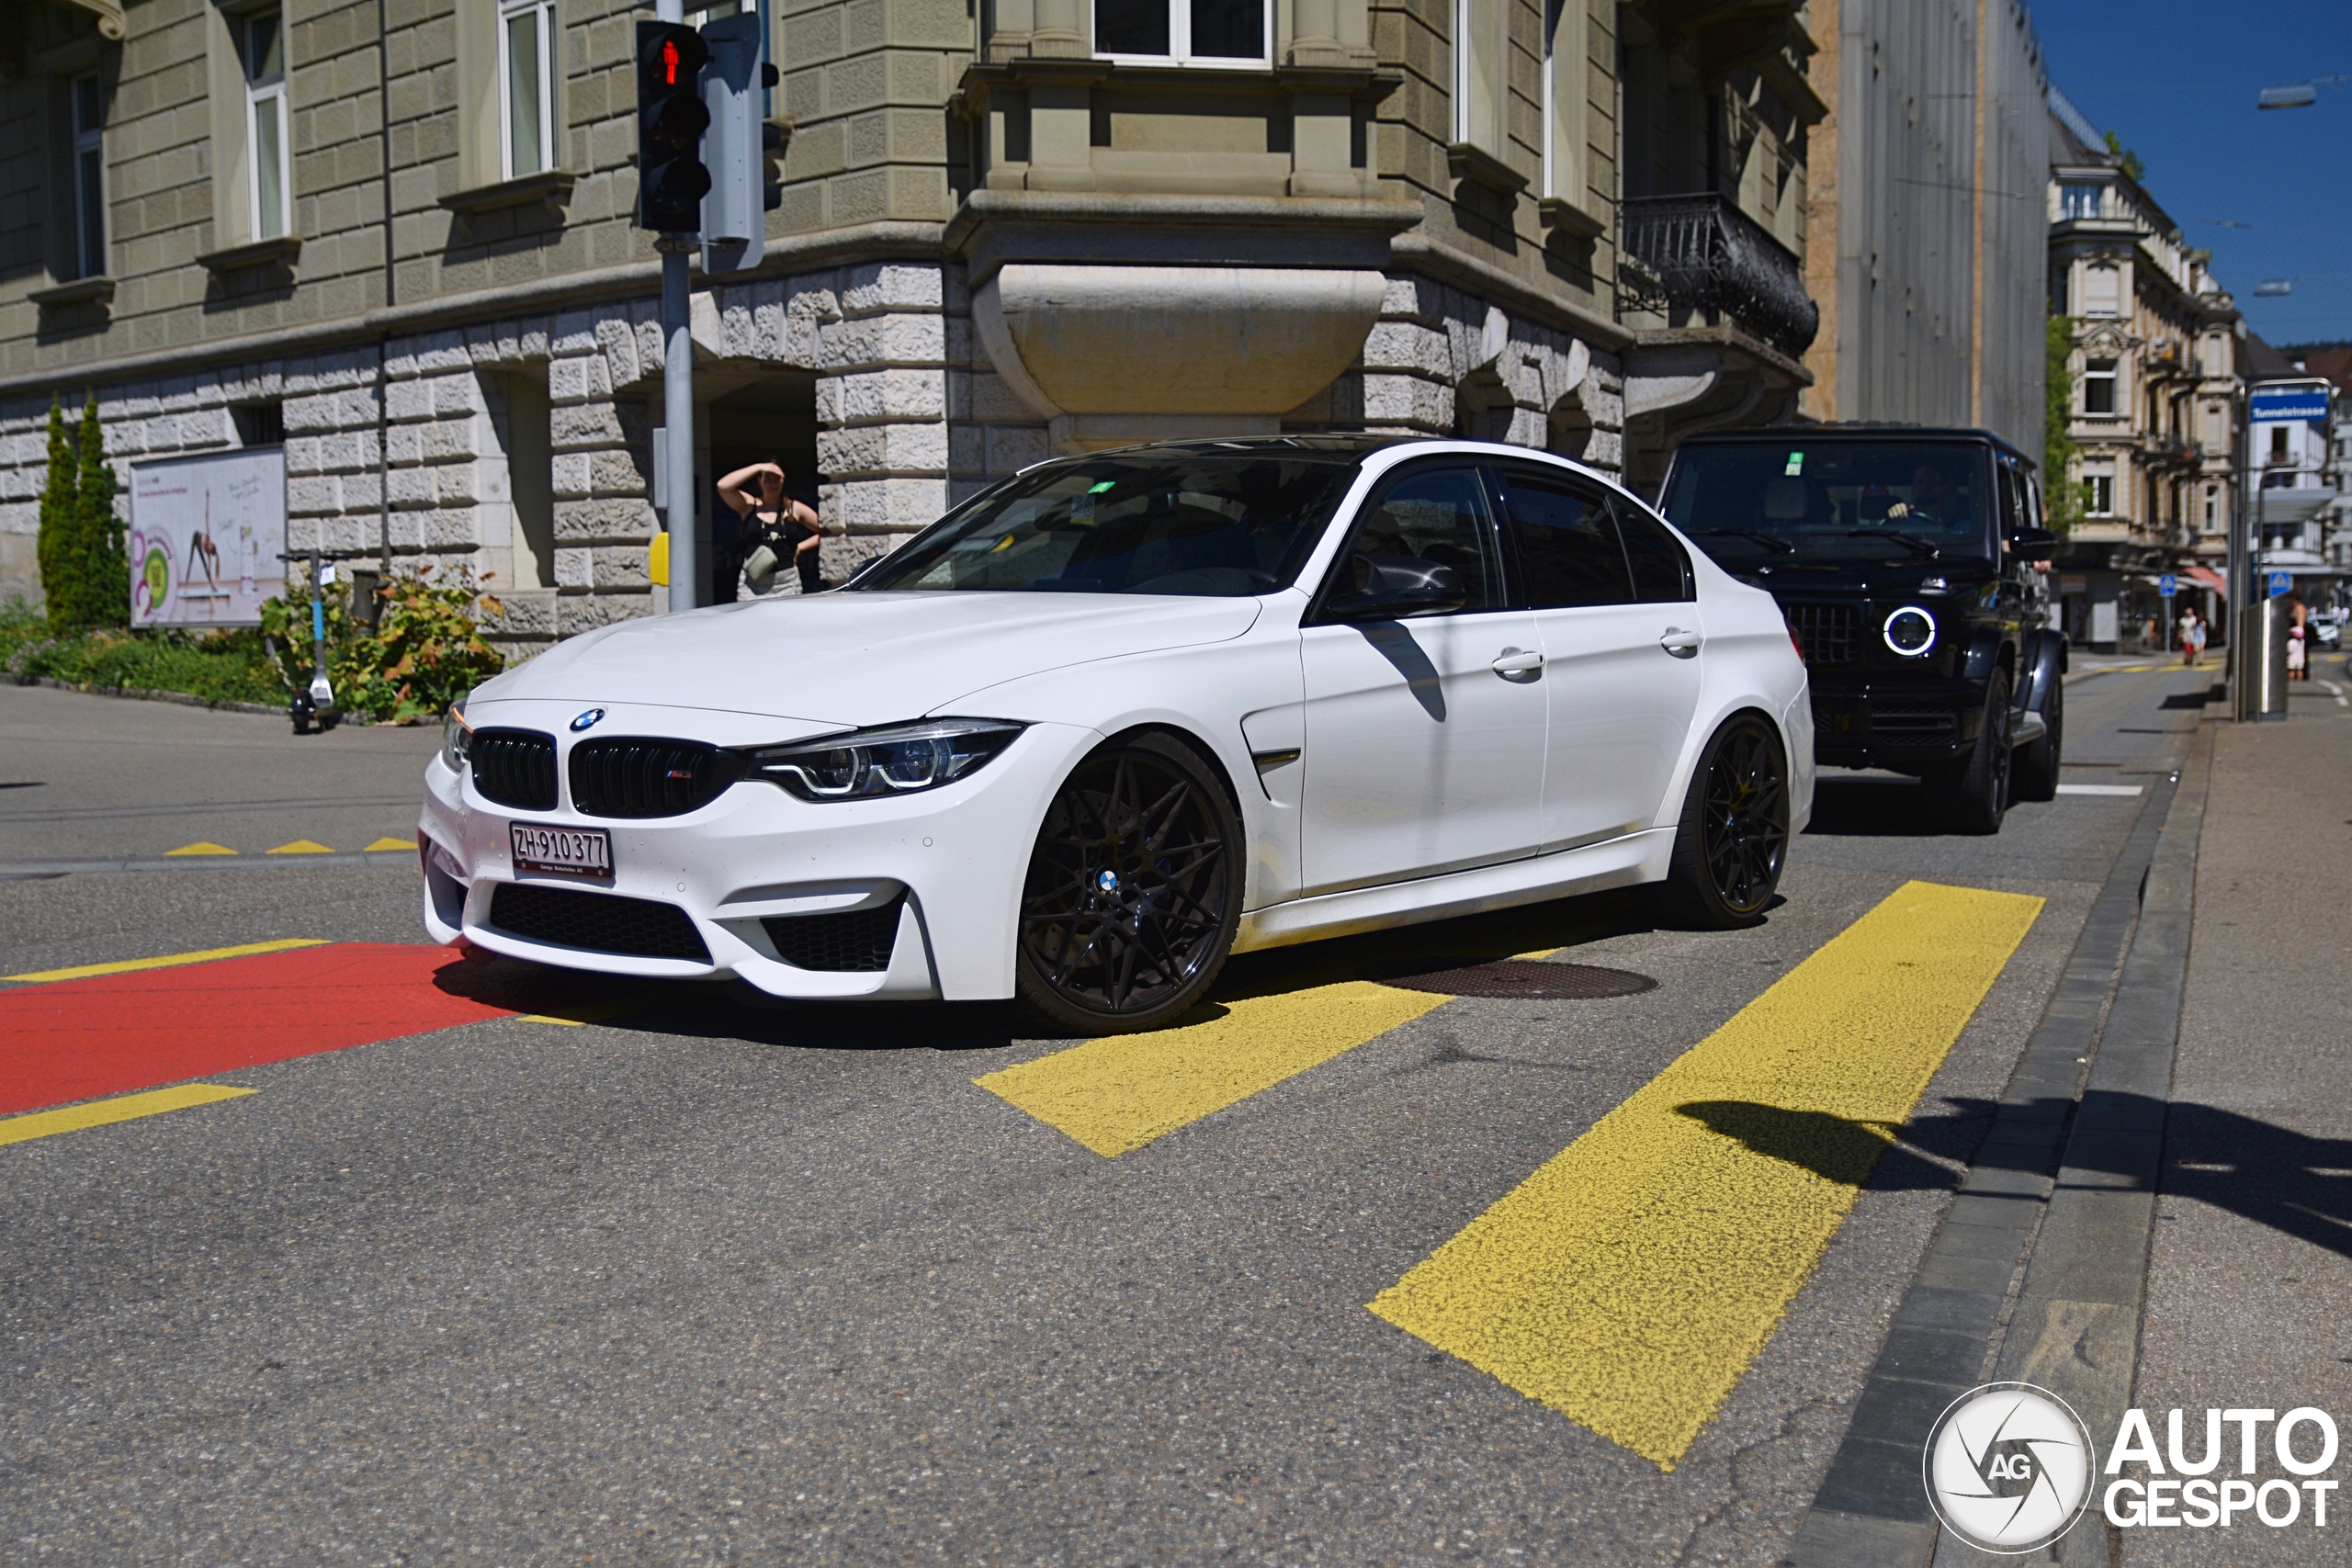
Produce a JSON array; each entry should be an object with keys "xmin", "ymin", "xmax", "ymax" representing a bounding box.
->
[
  {"xmin": 2008, "ymin": 526, "xmax": 2061, "ymax": 552},
  {"xmin": 1322, "ymin": 556, "xmax": 1468, "ymax": 621}
]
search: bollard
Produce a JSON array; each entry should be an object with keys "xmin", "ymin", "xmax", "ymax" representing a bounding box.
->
[{"xmin": 2254, "ymin": 594, "xmax": 2292, "ymax": 718}]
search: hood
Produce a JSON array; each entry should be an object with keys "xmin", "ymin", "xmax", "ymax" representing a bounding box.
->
[
  {"xmin": 474, "ymin": 592, "xmax": 1264, "ymax": 725},
  {"xmin": 1732, "ymin": 558, "xmax": 1996, "ymax": 598}
]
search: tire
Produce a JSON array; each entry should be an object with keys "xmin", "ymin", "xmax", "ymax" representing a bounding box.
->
[
  {"xmin": 1013, "ymin": 731, "xmax": 1244, "ymax": 1035},
  {"xmin": 1929, "ymin": 669, "xmax": 2013, "ymax": 834},
  {"xmin": 1648, "ymin": 713, "xmax": 1791, "ymax": 931},
  {"xmin": 2011, "ymin": 671, "xmax": 2062, "ymax": 803}
]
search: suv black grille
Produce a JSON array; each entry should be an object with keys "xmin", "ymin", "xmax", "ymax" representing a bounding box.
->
[
  {"xmin": 471, "ymin": 729, "xmax": 559, "ymax": 810},
  {"xmin": 763, "ymin": 897, "xmax": 905, "ymax": 972},
  {"xmin": 569, "ymin": 738, "xmax": 746, "ymax": 818},
  {"xmin": 1871, "ymin": 705, "xmax": 1961, "ymax": 744},
  {"xmin": 487, "ymin": 882, "xmax": 712, "ymax": 962},
  {"xmin": 1786, "ymin": 603, "xmax": 1859, "ymax": 667}
]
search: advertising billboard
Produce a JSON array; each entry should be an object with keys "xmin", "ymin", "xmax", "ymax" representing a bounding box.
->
[{"xmin": 127, "ymin": 449, "xmax": 286, "ymax": 627}]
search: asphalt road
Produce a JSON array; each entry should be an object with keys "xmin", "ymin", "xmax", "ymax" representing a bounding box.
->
[{"xmin": 0, "ymin": 663, "xmax": 2220, "ymax": 1565}]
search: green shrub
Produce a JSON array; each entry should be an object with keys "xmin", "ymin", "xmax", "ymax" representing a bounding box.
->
[
  {"xmin": 2, "ymin": 598, "xmax": 281, "ymax": 706},
  {"xmin": 262, "ymin": 568, "xmax": 504, "ymax": 724},
  {"xmin": 34, "ymin": 395, "xmax": 129, "ymax": 636}
]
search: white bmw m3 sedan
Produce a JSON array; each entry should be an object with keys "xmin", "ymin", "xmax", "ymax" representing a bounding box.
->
[{"xmin": 418, "ymin": 436, "xmax": 1812, "ymax": 1033}]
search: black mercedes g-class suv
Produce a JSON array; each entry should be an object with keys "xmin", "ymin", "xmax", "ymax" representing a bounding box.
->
[{"xmin": 1657, "ymin": 427, "xmax": 2064, "ymax": 833}]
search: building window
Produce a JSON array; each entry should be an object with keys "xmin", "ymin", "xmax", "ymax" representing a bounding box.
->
[
  {"xmin": 1094, "ymin": 0, "xmax": 1267, "ymax": 62},
  {"xmin": 501, "ymin": 0, "xmax": 556, "ymax": 178},
  {"xmin": 2060, "ymin": 183, "xmax": 2099, "ymax": 219},
  {"xmin": 1541, "ymin": 0, "xmax": 1585, "ymax": 202},
  {"xmin": 2080, "ymin": 263, "xmax": 2120, "ymax": 316},
  {"xmin": 2084, "ymin": 471, "xmax": 2114, "ymax": 515},
  {"xmin": 243, "ymin": 11, "xmax": 289, "ymax": 241},
  {"xmin": 71, "ymin": 73, "xmax": 105, "ymax": 280},
  {"xmin": 2204, "ymin": 487, "xmax": 2216, "ymax": 528},
  {"xmin": 1453, "ymin": 0, "xmax": 1504, "ymax": 150},
  {"xmin": 2083, "ymin": 359, "xmax": 2117, "ymax": 415}
]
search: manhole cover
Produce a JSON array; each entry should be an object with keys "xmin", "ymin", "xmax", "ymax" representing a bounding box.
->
[{"xmin": 1365, "ymin": 959, "xmax": 1657, "ymax": 998}]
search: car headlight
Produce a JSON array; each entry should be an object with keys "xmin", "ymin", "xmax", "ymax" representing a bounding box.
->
[
  {"xmin": 1883, "ymin": 605, "xmax": 1938, "ymax": 657},
  {"xmin": 744, "ymin": 718, "xmax": 1025, "ymax": 802},
  {"xmin": 441, "ymin": 700, "xmax": 473, "ymax": 775}
]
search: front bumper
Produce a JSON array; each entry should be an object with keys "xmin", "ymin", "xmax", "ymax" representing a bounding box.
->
[
  {"xmin": 418, "ymin": 705, "xmax": 1101, "ymax": 1002},
  {"xmin": 1808, "ymin": 675, "xmax": 1985, "ymax": 767}
]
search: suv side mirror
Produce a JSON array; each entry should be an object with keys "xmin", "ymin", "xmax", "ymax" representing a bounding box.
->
[
  {"xmin": 1323, "ymin": 556, "xmax": 1468, "ymax": 621},
  {"xmin": 2007, "ymin": 526, "xmax": 2060, "ymax": 552}
]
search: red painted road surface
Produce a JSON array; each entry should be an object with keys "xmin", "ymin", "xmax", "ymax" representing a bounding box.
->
[{"xmin": 0, "ymin": 944, "xmax": 528, "ymax": 1117}]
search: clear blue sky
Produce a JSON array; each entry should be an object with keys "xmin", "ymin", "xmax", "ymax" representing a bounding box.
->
[{"xmin": 2030, "ymin": 0, "xmax": 2352, "ymax": 349}]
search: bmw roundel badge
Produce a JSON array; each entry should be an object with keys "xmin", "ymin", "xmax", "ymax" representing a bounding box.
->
[{"xmin": 571, "ymin": 708, "xmax": 605, "ymax": 732}]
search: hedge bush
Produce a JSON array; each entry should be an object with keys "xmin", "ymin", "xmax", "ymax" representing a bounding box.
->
[{"xmin": 35, "ymin": 396, "xmax": 129, "ymax": 636}]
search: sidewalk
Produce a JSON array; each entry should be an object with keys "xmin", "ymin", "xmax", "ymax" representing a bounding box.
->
[{"xmin": 2125, "ymin": 693, "xmax": 2352, "ymax": 1565}]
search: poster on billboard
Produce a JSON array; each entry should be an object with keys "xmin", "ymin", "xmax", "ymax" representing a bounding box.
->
[{"xmin": 127, "ymin": 449, "xmax": 286, "ymax": 627}]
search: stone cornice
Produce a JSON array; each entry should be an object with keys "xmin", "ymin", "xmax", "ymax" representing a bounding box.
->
[{"xmin": 0, "ymin": 221, "xmax": 944, "ymax": 402}]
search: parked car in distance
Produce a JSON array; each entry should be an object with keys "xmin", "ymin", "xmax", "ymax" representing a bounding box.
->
[
  {"xmin": 422, "ymin": 436, "xmax": 1812, "ymax": 1033},
  {"xmin": 1657, "ymin": 426, "xmax": 2067, "ymax": 834}
]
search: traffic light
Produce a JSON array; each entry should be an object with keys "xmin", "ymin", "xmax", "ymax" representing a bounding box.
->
[
  {"xmin": 697, "ymin": 13, "xmax": 781, "ymax": 274},
  {"xmin": 635, "ymin": 20, "xmax": 711, "ymax": 233}
]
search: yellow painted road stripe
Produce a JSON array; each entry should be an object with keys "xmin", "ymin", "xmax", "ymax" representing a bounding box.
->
[
  {"xmin": 364, "ymin": 837, "xmax": 414, "ymax": 852},
  {"xmin": 518, "ymin": 998, "xmax": 651, "ymax": 1026},
  {"xmin": 977, "ymin": 979, "xmax": 1453, "ymax": 1156},
  {"xmin": 0, "ymin": 1083, "xmax": 256, "ymax": 1147},
  {"xmin": 165, "ymin": 841, "xmax": 237, "ymax": 856},
  {"xmin": 1369, "ymin": 880, "xmax": 2043, "ymax": 1470},
  {"xmin": 267, "ymin": 840, "xmax": 335, "ymax": 855},
  {"xmin": 6, "ymin": 938, "xmax": 330, "ymax": 984}
]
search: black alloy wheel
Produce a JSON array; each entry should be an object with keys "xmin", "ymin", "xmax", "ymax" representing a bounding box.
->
[
  {"xmin": 1651, "ymin": 714, "xmax": 1790, "ymax": 930},
  {"xmin": 1932, "ymin": 669, "xmax": 2013, "ymax": 834},
  {"xmin": 2012, "ymin": 672, "xmax": 2063, "ymax": 803},
  {"xmin": 1014, "ymin": 732, "xmax": 1242, "ymax": 1035}
]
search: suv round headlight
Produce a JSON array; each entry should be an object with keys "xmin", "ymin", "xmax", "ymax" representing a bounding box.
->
[{"xmin": 1883, "ymin": 605, "xmax": 1938, "ymax": 657}]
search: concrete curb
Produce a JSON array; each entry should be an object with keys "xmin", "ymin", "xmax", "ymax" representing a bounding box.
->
[
  {"xmin": 0, "ymin": 850, "xmax": 417, "ymax": 879},
  {"xmin": 1783, "ymin": 719, "xmax": 2213, "ymax": 1567}
]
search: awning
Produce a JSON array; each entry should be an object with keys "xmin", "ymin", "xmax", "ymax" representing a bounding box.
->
[{"xmin": 2183, "ymin": 565, "xmax": 2228, "ymax": 598}]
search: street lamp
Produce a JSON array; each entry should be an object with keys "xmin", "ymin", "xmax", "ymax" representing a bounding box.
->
[{"xmin": 2259, "ymin": 74, "xmax": 2346, "ymax": 109}]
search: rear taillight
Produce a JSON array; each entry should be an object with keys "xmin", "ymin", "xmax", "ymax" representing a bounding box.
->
[{"xmin": 1786, "ymin": 622, "xmax": 1804, "ymax": 660}]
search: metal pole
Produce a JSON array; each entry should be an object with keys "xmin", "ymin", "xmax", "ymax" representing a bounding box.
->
[
  {"xmin": 656, "ymin": 0, "xmax": 696, "ymax": 614},
  {"xmin": 2229, "ymin": 386, "xmax": 2250, "ymax": 718},
  {"xmin": 660, "ymin": 238, "xmax": 696, "ymax": 611}
]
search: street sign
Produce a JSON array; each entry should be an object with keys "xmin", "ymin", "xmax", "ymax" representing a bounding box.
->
[
  {"xmin": 2157, "ymin": 574, "xmax": 2177, "ymax": 598},
  {"xmin": 2250, "ymin": 386, "xmax": 2331, "ymax": 424},
  {"xmin": 2268, "ymin": 570, "xmax": 2293, "ymax": 598}
]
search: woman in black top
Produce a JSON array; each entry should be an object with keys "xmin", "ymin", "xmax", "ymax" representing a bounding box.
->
[{"xmin": 717, "ymin": 460, "xmax": 824, "ymax": 593}]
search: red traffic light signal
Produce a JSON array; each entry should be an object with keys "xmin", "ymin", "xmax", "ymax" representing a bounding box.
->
[{"xmin": 635, "ymin": 21, "xmax": 711, "ymax": 231}]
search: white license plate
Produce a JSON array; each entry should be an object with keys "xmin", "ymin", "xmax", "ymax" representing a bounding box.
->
[{"xmin": 510, "ymin": 822, "xmax": 612, "ymax": 878}]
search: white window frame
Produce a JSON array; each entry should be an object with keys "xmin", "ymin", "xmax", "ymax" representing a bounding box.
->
[
  {"xmin": 2060, "ymin": 183, "xmax": 2099, "ymax": 220},
  {"xmin": 1540, "ymin": 0, "xmax": 1559, "ymax": 196},
  {"xmin": 1091, "ymin": 0, "xmax": 1272, "ymax": 66},
  {"xmin": 498, "ymin": 0, "xmax": 558, "ymax": 179},
  {"xmin": 1453, "ymin": 0, "xmax": 1504, "ymax": 152},
  {"xmin": 243, "ymin": 11, "xmax": 289, "ymax": 242},
  {"xmin": 2084, "ymin": 471, "xmax": 2114, "ymax": 516},
  {"xmin": 71, "ymin": 73, "xmax": 105, "ymax": 279}
]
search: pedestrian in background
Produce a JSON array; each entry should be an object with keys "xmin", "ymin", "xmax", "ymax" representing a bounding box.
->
[
  {"xmin": 718, "ymin": 460, "xmax": 824, "ymax": 595},
  {"xmin": 2288, "ymin": 594, "xmax": 2310, "ymax": 682},
  {"xmin": 2179, "ymin": 605, "xmax": 2204, "ymax": 668}
]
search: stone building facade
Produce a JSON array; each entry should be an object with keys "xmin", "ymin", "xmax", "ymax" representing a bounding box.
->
[
  {"xmin": 2046, "ymin": 86, "xmax": 2241, "ymax": 651},
  {"xmin": 0, "ymin": 0, "xmax": 1819, "ymax": 651}
]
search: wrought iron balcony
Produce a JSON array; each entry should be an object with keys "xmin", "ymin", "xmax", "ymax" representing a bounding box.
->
[{"xmin": 1619, "ymin": 193, "xmax": 1820, "ymax": 358}]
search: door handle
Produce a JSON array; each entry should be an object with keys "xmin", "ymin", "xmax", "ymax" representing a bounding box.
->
[
  {"xmin": 1491, "ymin": 647, "xmax": 1544, "ymax": 679},
  {"xmin": 1659, "ymin": 627, "xmax": 1702, "ymax": 658}
]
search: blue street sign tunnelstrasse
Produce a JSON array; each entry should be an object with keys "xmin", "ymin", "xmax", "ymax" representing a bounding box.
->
[{"xmin": 2250, "ymin": 387, "xmax": 2332, "ymax": 424}]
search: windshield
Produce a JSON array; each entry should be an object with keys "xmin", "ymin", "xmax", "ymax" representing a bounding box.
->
[
  {"xmin": 1661, "ymin": 442, "xmax": 1996, "ymax": 560},
  {"xmin": 848, "ymin": 454, "xmax": 1359, "ymax": 596}
]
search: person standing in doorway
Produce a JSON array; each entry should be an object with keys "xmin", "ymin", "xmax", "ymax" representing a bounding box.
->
[{"xmin": 718, "ymin": 460, "xmax": 823, "ymax": 594}]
